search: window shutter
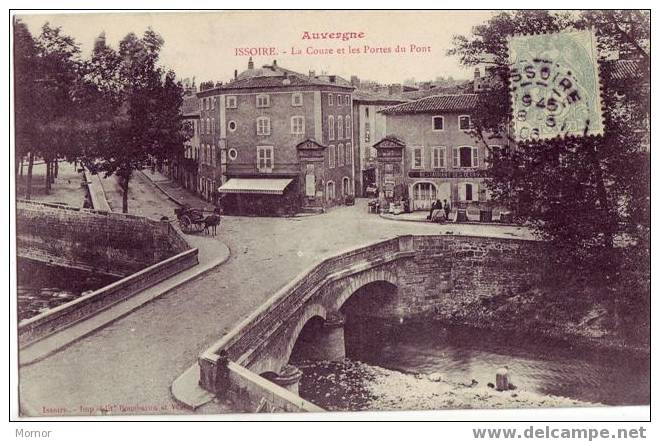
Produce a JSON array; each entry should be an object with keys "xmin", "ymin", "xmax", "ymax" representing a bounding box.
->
[
  {"xmin": 458, "ymin": 183, "xmax": 466, "ymax": 201},
  {"xmin": 453, "ymin": 147, "xmax": 459, "ymax": 167},
  {"xmin": 473, "ymin": 148, "xmax": 479, "ymax": 167},
  {"xmin": 473, "ymin": 183, "xmax": 479, "ymax": 201}
]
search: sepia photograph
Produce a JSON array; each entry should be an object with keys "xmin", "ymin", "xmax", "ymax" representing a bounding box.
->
[{"xmin": 9, "ymin": 8, "xmax": 651, "ymax": 425}]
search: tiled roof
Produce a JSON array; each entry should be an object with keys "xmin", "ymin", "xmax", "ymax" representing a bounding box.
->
[
  {"xmin": 379, "ymin": 93, "xmax": 480, "ymax": 115},
  {"xmin": 373, "ymin": 135, "xmax": 406, "ymax": 148},
  {"xmin": 352, "ymin": 89, "xmax": 408, "ymax": 104},
  {"xmin": 401, "ymin": 82, "xmax": 472, "ymax": 100},
  {"xmin": 218, "ymin": 74, "xmax": 343, "ymax": 90}
]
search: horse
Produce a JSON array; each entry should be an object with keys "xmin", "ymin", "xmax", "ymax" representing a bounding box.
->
[{"xmin": 202, "ymin": 213, "xmax": 221, "ymax": 236}]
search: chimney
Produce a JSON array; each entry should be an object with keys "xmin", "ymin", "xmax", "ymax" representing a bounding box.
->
[
  {"xmin": 272, "ymin": 59, "xmax": 277, "ymax": 67},
  {"xmin": 248, "ymin": 57, "xmax": 254, "ymax": 70},
  {"xmin": 234, "ymin": 69, "xmax": 238, "ymax": 80},
  {"xmin": 388, "ymin": 83, "xmax": 403, "ymax": 96},
  {"xmin": 329, "ymin": 75, "xmax": 336, "ymax": 83},
  {"xmin": 309, "ymin": 70, "xmax": 316, "ymax": 78},
  {"xmin": 474, "ymin": 68, "xmax": 481, "ymax": 79}
]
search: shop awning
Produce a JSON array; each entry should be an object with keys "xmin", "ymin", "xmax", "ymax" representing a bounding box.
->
[{"xmin": 217, "ymin": 178, "xmax": 293, "ymax": 195}]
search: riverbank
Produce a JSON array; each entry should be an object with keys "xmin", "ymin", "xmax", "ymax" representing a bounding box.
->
[
  {"xmin": 442, "ymin": 282, "xmax": 650, "ymax": 357},
  {"xmin": 298, "ymin": 359, "xmax": 590, "ymax": 412}
]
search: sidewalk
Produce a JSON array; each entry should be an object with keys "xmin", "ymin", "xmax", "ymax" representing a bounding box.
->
[
  {"xmin": 142, "ymin": 169, "xmax": 216, "ymax": 211},
  {"xmin": 20, "ymin": 170, "xmax": 231, "ymax": 371},
  {"xmin": 380, "ymin": 210, "xmax": 517, "ymax": 227}
]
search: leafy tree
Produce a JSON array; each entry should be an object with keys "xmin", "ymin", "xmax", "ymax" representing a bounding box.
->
[
  {"xmin": 13, "ymin": 18, "xmax": 39, "ymax": 198},
  {"xmin": 34, "ymin": 23, "xmax": 84, "ymax": 192},
  {"xmin": 449, "ymin": 10, "xmax": 649, "ymax": 332},
  {"xmin": 13, "ymin": 20, "xmax": 84, "ymax": 197},
  {"xmin": 87, "ymin": 28, "xmax": 188, "ymax": 213}
]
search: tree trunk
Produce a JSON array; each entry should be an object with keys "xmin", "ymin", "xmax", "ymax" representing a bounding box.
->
[
  {"xmin": 54, "ymin": 159, "xmax": 59, "ymax": 178},
  {"xmin": 121, "ymin": 176, "xmax": 130, "ymax": 213},
  {"xmin": 25, "ymin": 152, "xmax": 34, "ymax": 200},
  {"xmin": 44, "ymin": 158, "xmax": 51, "ymax": 194}
]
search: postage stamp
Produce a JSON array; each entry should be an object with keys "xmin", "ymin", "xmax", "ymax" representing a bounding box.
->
[{"xmin": 508, "ymin": 29, "xmax": 604, "ymax": 141}]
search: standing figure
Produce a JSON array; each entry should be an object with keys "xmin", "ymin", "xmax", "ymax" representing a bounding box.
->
[{"xmin": 443, "ymin": 199, "xmax": 451, "ymax": 221}]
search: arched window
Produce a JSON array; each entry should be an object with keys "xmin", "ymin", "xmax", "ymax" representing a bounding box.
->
[
  {"xmin": 328, "ymin": 144, "xmax": 336, "ymax": 168},
  {"xmin": 342, "ymin": 177, "xmax": 351, "ymax": 196},
  {"xmin": 345, "ymin": 142, "xmax": 352, "ymax": 165},
  {"xmin": 345, "ymin": 115, "xmax": 352, "ymax": 136},
  {"xmin": 328, "ymin": 116, "xmax": 335, "ymax": 140},
  {"xmin": 337, "ymin": 116, "xmax": 343, "ymax": 139},
  {"xmin": 326, "ymin": 181, "xmax": 335, "ymax": 201},
  {"xmin": 337, "ymin": 143, "xmax": 344, "ymax": 166}
]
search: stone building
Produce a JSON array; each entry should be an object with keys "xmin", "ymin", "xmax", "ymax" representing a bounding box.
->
[
  {"xmin": 170, "ymin": 91, "xmax": 200, "ymax": 194},
  {"xmin": 196, "ymin": 59, "xmax": 355, "ymax": 215},
  {"xmin": 351, "ymin": 90, "xmax": 406, "ymax": 196},
  {"xmin": 376, "ymin": 93, "xmax": 509, "ymax": 217}
]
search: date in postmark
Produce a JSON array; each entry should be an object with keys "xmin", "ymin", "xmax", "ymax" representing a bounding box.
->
[{"xmin": 508, "ymin": 29, "xmax": 604, "ymax": 141}]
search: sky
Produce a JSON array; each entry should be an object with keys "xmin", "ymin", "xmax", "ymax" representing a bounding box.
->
[{"xmin": 17, "ymin": 10, "xmax": 495, "ymax": 85}]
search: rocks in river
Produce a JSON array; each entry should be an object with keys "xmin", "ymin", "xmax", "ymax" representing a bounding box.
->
[
  {"xmin": 496, "ymin": 367, "xmax": 511, "ymax": 391},
  {"xmin": 427, "ymin": 372, "xmax": 443, "ymax": 382}
]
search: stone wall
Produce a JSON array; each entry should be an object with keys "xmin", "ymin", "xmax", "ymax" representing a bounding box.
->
[
  {"xmin": 16, "ymin": 200, "xmax": 190, "ymax": 277},
  {"xmin": 388, "ymin": 235, "xmax": 543, "ymax": 319},
  {"xmin": 199, "ymin": 234, "xmax": 546, "ymax": 391}
]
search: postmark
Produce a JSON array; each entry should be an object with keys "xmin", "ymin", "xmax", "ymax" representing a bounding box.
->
[{"xmin": 508, "ymin": 29, "xmax": 604, "ymax": 141}]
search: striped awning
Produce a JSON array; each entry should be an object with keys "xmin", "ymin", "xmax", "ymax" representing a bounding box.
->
[{"xmin": 217, "ymin": 178, "xmax": 293, "ymax": 195}]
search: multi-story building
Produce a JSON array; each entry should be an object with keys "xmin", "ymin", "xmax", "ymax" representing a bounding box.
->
[
  {"xmin": 197, "ymin": 59, "xmax": 355, "ymax": 215},
  {"xmin": 351, "ymin": 90, "xmax": 406, "ymax": 196},
  {"xmin": 170, "ymin": 91, "xmax": 200, "ymax": 193},
  {"xmin": 375, "ymin": 93, "xmax": 509, "ymax": 215}
]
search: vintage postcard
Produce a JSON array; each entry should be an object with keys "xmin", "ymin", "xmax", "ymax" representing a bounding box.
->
[{"xmin": 11, "ymin": 9, "xmax": 650, "ymax": 420}]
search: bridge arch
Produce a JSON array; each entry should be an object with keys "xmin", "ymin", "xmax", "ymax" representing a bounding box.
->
[
  {"xmin": 330, "ymin": 267, "xmax": 399, "ymax": 312},
  {"xmin": 280, "ymin": 303, "xmax": 328, "ymax": 370}
]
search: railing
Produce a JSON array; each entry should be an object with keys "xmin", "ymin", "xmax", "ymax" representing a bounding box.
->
[
  {"xmin": 19, "ymin": 247, "xmax": 199, "ymax": 347},
  {"xmin": 199, "ymin": 235, "xmax": 414, "ymax": 392}
]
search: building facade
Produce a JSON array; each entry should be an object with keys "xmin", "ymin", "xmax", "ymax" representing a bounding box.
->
[
  {"xmin": 376, "ymin": 94, "xmax": 508, "ymax": 215},
  {"xmin": 351, "ymin": 91, "xmax": 406, "ymax": 196},
  {"xmin": 170, "ymin": 92, "xmax": 201, "ymax": 194},
  {"xmin": 197, "ymin": 59, "xmax": 355, "ymax": 215}
]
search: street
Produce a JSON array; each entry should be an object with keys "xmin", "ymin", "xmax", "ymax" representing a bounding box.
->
[{"xmin": 19, "ymin": 170, "xmax": 531, "ymax": 415}]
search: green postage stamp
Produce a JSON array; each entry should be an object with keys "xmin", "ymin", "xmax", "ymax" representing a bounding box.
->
[{"xmin": 509, "ymin": 29, "xmax": 604, "ymax": 141}]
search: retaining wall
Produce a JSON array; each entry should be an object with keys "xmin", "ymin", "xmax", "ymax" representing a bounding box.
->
[
  {"xmin": 16, "ymin": 200, "xmax": 189, "ymax": 277},
  {"xmin": 18, "ymin": 247, "xmax": 198, "ymax": 346}
]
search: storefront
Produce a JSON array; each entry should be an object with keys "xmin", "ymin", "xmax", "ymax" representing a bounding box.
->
[{"xmin": 217, "ymin": 177, "xmax": 299, "ymax": 216}]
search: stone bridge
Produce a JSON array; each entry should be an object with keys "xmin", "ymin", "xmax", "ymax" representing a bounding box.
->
[{"xmin": 190, "ymin": 234, "xmax": 544, "ymax": 412}]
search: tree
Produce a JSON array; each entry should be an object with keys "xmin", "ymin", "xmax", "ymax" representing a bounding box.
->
[
  {"xmin": 88, "ymin": 28, "xmax": 188, "ymax": 213},
  {"xmin": 13, "ymin": 20, "xmax": 84, "ymax": 198},
  {"xmin": 13, "ymin": 18, "xmax": 39, "ymax": 199},
  {"xmin": 449, "ymin": 10, "xmax": 650, "ymax": 331}
]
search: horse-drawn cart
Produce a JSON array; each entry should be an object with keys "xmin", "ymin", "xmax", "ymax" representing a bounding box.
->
[{"xmin": 174, "ymin": 205, "xmax": 221, "ymax": 235}]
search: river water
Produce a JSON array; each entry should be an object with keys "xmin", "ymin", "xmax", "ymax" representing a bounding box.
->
[
  {"xmin": 17, "ymin": 259, "xmax": 119, "ymax": 321},
  {"xmin": 296, "ymin": 319, "xmax": 649, "ymax": 411}
]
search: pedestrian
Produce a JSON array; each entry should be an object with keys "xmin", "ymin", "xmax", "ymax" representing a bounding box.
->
[
  {"xmin": 428, "ymin": 199, "xmax": 438, "ymax": 221},
  {"xmin": 432, "ymin": 200, "xmax": 443, "ymax": 222},
  {"xmin": 443, "ymin": 199, "xmax": 451, "ymax": 220}
]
